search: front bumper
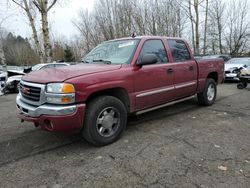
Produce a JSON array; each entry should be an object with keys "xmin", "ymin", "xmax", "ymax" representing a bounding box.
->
[
  {"xmin": 225, "ymin": 73, "xmax": 239, "ymax": 81},
  {"xmin": 16, "ymin": 94, "xmax": 86, "ymax": 132}
]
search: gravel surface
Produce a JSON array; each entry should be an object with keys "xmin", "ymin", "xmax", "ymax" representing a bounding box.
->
[{"xmin": 0, "ymin": 83, "xmax": 249, "ymax": 188}]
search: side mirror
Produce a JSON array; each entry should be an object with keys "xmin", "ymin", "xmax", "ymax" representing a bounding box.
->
[
  {"xmin": 137, "ymin": 54, "xmax": 158, "ymax": 66},
  {"xmin": 23, "ymin": 67, "xmax": 32, "ymax": 73}
]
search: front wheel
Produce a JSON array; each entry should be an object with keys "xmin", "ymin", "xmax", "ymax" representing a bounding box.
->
[
  {"xmin": 197, "ymin": 78, "xmax": 217, "ymax": 106},
  {"xmin": 82, "ymin": 96, "xmax": 127, "ymax": 146}
]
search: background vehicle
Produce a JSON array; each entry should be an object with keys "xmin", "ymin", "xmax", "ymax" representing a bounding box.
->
[
  {"xmin": 0, "ymin": 70, "xmax": 7, "ymax": 95},
  {"xmin": 6, "ymin": 63, "xmax": 69, "ymax": 93},
  {"xmin": 224, "ymin": 58, "xmax": 250, "ymax": 81},
  {"xmin": 237, "ymin": 67, "xmax": 250, "ymax": 89},
  {"xmin": 201, "ymin": 54, "xmax": 231, "ymax": 62},
  {"xmin": 16, "ymin": 36, "xmax": 224, "ymax": 146}
]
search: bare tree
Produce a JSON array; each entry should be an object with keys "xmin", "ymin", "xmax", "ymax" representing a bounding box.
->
[
  {"xmin": 208, "ymin": 0, "xmax": 225, "ymax": 54},
  {"xmin": 11, "ymin": 0, "xmax": 44, "ymax": 63},
  {"xmin": 32, "ymin": 0, "xmax": 58, "ymax": 63},
  {"xmin": 73, "ymin": 0, "xmax": 250, "ymax": 56},
  {"xmin": 203, "ymin": 0, "xmax": 208, "ymax": 55},
  {"xmin": 0, "ymin": 3, "xmax": 7, "ymax": 67},
  {"xmin": 10, "ymin": 0, "xmax": 58, "ymax": 63},
  {"xmin": 225, "ymin": 0, "xmax": 250, "ymax": 56},
  {"xmin": 0, "ymin": 35, "xmax": 6, "ymax": 67}
]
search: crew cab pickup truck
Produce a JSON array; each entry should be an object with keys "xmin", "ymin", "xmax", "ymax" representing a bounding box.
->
[{"xmin": 16, "ymin": 36, "xmax": 224, "ymax": 146}]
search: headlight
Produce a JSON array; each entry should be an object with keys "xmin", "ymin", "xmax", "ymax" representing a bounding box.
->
[
  {"xmin": 46, "ymin": 83, "xmax": 75, "ymax": 93},
  {"xmin": 45, "ymin": 83, "xmax": 75, "ymax": 104}
]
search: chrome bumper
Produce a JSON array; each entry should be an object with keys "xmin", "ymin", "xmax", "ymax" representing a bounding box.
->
[{"xmin": 16, "ymin": 94, "xmax": 77, "ymax": 117}]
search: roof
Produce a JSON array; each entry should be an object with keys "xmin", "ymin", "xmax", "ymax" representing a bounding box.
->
[{"xmin": 107, "ymin": 36, "xmax": 184, "ymax": 42}]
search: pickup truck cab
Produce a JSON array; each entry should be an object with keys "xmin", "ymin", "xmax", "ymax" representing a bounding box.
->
[{"xmin": 16, "ymin": 36, "xmax": 224, "ymax": 146}]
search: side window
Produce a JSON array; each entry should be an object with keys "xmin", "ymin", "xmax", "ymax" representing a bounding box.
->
[
  {"xmin": 167, "ymin": 39, "xmax": 191, "ymax": 62},
  {"xmin": 139, "ymin": 40, "xmax": 168, "ymax": 64}
]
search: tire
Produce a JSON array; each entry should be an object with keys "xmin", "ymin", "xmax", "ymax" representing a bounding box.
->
[
  {"xmin": 13, "ymin": 81, "xmax": 20, "ymax": 93},
  {"xmin": 197, "ymin": 78, "xmax": 217, "ymax": 106},
  {"xmin": 82, "ymin": 96, "xmax": 127, "ymax": 146},
  {"xmin": 237, "ymin": 83, "xmax": 246, "ymax": 89}
]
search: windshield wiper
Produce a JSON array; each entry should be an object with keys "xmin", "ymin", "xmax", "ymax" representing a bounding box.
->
[{"xmin": 92, "ymin": 59, "xmax": 112, "ymax": 64}]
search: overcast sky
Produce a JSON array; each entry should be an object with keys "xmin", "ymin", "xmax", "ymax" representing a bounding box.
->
[{"xmin": 0, "ymin": 0, "xmax": 95, "ymax": 39}]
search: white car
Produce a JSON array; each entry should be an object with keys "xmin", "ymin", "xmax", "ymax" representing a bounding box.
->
[
  {"xmin": 6, "ymin": 63, "xmax": 69, "ymax": 93},
  {"xmin": 224, "ymin": 58, "xmax": 250, "ymax": 81},
  {"xmin": 0, "ymin": 70, "xmax": 7, "ymax": 95}
]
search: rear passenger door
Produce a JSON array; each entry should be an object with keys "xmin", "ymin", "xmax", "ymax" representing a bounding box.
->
[
  {"xmin": 167, "ymin": 39, "xmax": 198, "ymax": 99},
  {"xmin": 134, "ymin": 39, "xmax": 175, "ymax": 111}
]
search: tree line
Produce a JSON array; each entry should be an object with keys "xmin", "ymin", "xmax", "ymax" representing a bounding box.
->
[
  {"xmin": 1, "ymin": 0, "xmax": 250, "ymax": 67},
  {"xmin": 0, "ymin": 30, "xmax": 75, "ymax": 66},
  {"xmin": 75, "ymin": 0, "xmax": 250, "ymax": 57}
]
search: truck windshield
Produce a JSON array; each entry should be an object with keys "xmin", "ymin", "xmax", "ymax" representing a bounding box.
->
[{"xmin": 83, "ymin": 39, "xmax": 139, "ymax": 64}]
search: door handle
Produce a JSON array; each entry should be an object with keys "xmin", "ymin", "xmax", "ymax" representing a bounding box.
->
[
  {"xmin": 189, "ymin": 66, "xmax": 194, "ymax": 71},
  {"xmin": 166, "ymin": 68, "xmax": 173, "ymax": 74}
]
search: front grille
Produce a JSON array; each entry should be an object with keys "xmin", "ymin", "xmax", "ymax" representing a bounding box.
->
[
  {"xmin": 225, "ymin": 71, "xmax": 231, "ymax": 74},
  {"xmin": 0, "ymin": 76, "xmax": 6, "ymax": 81},
  {"xmin": 20, "ymin": 83, "xmax": 41, "ymax": 102}
]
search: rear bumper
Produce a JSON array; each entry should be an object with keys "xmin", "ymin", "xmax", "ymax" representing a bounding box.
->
[{"xmin": 16, "ymin": 94, "xmax": 86, "ymax": 132}]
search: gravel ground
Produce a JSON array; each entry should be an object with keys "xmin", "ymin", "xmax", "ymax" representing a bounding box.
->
[{"xmin": 0, "ymin": 83, "xmax": 249, "ymax": 188}]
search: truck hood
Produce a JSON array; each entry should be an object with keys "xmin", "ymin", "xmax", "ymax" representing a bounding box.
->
[
  {"xmin": 225, "ymin": 63, "xmax": 246, "ymax": 71},
  {"xmin": 22, "ymin": 64, "xmax": 122, "ymax": 84}
]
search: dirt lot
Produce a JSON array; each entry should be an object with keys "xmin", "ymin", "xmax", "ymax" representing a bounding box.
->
[{"xmin": 0, "ymin": 84, "xmax": 249, "ymax": 188}]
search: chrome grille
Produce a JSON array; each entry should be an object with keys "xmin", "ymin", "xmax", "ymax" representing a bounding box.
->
[{"xmin": 20, "ymin": 83, "xmax": 41, "ymax": 102}]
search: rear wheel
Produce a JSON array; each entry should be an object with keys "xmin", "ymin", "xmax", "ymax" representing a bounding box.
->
[
  {"xmin": 197, "ymin": 78, "xmax": 217, "ymax": 106},
  {"xmin": 82, "ymin": 96, "xmax": 127, "ymax": 146},
  {"xmin": 237, "ymin": 82, "xmax": 247, "ymax": 89}
]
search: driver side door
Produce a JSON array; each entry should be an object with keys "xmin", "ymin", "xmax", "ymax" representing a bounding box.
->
[{"xmin": 134, "ymin": 39, "xmax": 175, "ymax": 111}]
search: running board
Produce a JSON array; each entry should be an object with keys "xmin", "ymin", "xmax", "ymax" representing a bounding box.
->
[{"xmin": 136, "ymin": 95, "xmax": 196, "ymax": 115}]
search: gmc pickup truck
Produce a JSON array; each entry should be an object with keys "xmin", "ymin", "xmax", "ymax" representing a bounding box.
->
[{"xmin": 16, "ymin": 36, "xmax": 224, "ymax": 146}]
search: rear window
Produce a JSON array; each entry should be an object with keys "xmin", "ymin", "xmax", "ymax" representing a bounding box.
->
[{"xmin": 167, "ymin": 39, "xmax": 191, "ymax": 62}]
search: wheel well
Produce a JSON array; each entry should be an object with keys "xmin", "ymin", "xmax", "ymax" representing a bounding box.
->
[
  {"xmin": 207, "ymin": 72, "xmax": 218, "ymax": 83},
  {"xmin": 86, "ymin": 88, "xmax": 130, "ymax": 112}
]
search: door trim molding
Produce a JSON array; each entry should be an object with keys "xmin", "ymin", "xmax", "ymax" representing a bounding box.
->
[
  {"xmin": 175, "ymin": 81, "xmax": 197, "ymax": 89},
  {"xmin": 136, "ymin": 86, "xmax": 175, "ymax": 98}
]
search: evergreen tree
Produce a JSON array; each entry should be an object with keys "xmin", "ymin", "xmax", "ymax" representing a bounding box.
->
[
  {"xmin": 3, "ymin": 32, "xmax": 39, "ymax": 66},
  {"xmin": 64, "ymin": 45, "xmax": 75, "ymax": 62}
]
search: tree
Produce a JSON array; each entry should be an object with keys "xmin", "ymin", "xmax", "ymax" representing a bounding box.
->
[
  {"xmin": 224, "ymin": 0, "xmax": 250, "ymax": 56},
  {"xmin": 52, "ymin": 42, "xmax": 64, "ymax": 61},
  {"xmin": 203, "ymin": 0, "xmax": 208, "ymax": 55},
  {"xmin": 2, "ymin": 33, "xmax": 39, "ymax": 66},
  {"xmin": 10, "ymin": 0, "xmax": 58, "ymax": 63},
  {"xmin": 64, "ymin": 45, "xmax": 75, "ymax": 62},
  {"xmin": 32, "ymin": 0, "xmax": 58, "ymax": 63},
  {"xmin": 208, "ymin": 0, "xmax": 225, "ymax": 54},
  {"xmin": 10, "ymin": 0, "xmax": 43, "ymax": 63},
  {"xmin": 74, "ymin": 0, "xmax": 187, "ymax": 55},
  {"xmin": 0, "ymin": 7, "xmax": 8, "ymax": 67},
  {"xmin": 72, "ymin": 0, "xmax": 250, "ymax": 56},
  {"xmin": 0, "ymin": 39, "xmax": 6, "ymax": 67}
]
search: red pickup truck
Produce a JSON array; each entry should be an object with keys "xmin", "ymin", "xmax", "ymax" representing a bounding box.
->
[{"xmin": 16, "ymin": 36, "xmax": 224, "ymax": 146}]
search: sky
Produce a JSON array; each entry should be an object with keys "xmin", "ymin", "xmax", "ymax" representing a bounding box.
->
[{"xmin": 0, "ymin": 0, "xmax": 95, "ymax": 39}]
